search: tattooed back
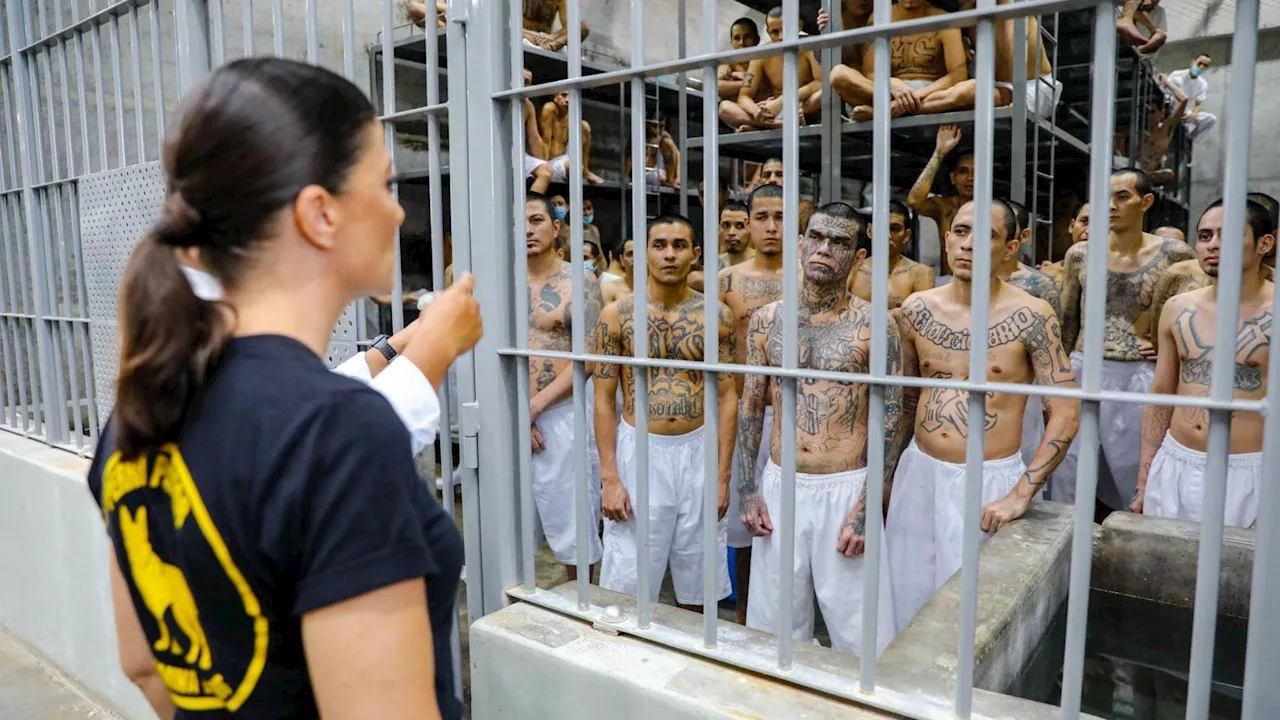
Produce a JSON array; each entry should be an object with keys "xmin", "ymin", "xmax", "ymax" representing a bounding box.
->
[
  {"xmin": 603, "ymin": 292, "xmax": 736, "ymax": 435},
  {"xmin": 1161, "ymin": 285, "xmax": 1272, "ymax": 454},
  {"xmin": 757, "ymin": 297, "xmax": 886, "ymax": 474},
  {"xmin": 898, "ymin": 285, "xmax": 1069, "ymax": 463}
]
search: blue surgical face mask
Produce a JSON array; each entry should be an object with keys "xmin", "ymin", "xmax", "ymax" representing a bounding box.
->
[
  {"xmin": 1190, "ymin": 66, "xmax": 1203, "ymax": 78},
  {"xmin": 585, "ymin": 260, "xmax": 596, "ymax": 273},
  {"xmin": 554, "ymin": 206, "xmax": 568, "ymax": 221},
  {"xmin": 583, "ymin": 214, "xmax": 594, "ymax": 225}
]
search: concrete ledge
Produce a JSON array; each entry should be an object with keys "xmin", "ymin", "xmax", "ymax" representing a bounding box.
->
[
  {"xmin": 0, "ymin": 431, "xmax": 153, "ymax": 719},
  {"xmin": 0, "ymin": 629, "xmax": 123, "ymax": 720},
  {"xmin": 1092, "ymin": 512, "xmax": 1255, "ymax": 619},
  {"xmin": 878, "ymin": 500, "xmax": 1077, "ymax": 697}
]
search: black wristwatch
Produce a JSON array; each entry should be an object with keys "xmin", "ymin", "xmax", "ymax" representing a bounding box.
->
[{"xmin": 371, "ymin": 334, "xmax": 398, "ymax": 362}]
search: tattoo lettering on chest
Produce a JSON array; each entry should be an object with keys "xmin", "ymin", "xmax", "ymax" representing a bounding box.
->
[
  {"xmin": 903, "ymin": 302, "xmax": 1038, "ymax": 352},
  {"xmin": 1173, "ymin": 308, "xmax": 1271, "ymax": 392},
  {"xmin": 617, "ymin": 295, "xmax": 712, "ymax": 422},
  {"xmin": 919, "ymin": 372, "xmax": 999, "ymax": 437},
  {"xmin": 737, "ymin": 275, "xmax": 783, "ymax": 305},
  {"xmin": 891, "ymin": 33, "xmax": 941, "ymax": 75}
]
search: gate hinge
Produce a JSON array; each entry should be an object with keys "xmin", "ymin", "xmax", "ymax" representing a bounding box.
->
[
  {"xmin": 460, "ymin": 401, "xmax": 480, "ymax": 469},
  {"xmin": 448, "ymin": 0, "xmax": 469, "ymax": 25}
]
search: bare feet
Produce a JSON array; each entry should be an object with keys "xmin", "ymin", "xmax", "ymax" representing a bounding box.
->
[
  {"xmin": 404, "ymin": 1, "xmax": 427, "ymax": 27},
  {"xmin": 585, "ymin": 170, "xmax": 605, "ymax": 184},
  {"xmin": 851, "ymin": 105, "xmax": 873, "ymax": 121}
]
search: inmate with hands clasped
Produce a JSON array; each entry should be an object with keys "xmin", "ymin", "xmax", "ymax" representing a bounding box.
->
[{"xmin": 87, "ymin": 57, "xmax": 473, "ymax": 720}]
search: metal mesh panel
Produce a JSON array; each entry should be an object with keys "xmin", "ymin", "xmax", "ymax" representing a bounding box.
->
[{"xmin": 79, "ymin": 161, "xmax": 166, "ymax": 419}]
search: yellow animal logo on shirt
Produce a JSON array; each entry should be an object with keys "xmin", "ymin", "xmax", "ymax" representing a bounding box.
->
[
  {"xmin": 118, "ymin": 506, "xmax": 212, "ymax": 670},
  {"xmin": 101, "ymin": 446, "xmax": 268, "ymax": 712}
]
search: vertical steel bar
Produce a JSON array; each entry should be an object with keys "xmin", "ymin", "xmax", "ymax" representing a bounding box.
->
[
  {"xmin": 306, "ymin": 0, "xmax": 318, "ymax": 64},
  {"xmin": 1185, "ymin": 2, "xmax": 1257, "ymax": 717},
  {"xmin": 3, "ymin": 200, "xmax": 33, "ymax": 432},
  {"xmin": 341, "ymin": 0, "xmax": 355, "ymax": 79},
  {"xmin": 1242, "ymin": 178, "xmax": 1280, "ymax": 720},
  {"xmin": 1, "ymin": 66, "xmax": 18, "ymax": 188},
  {"xmin": 0, "ymin": 200, "xmax": 25, "ymax": 429},
  {"xmin": 380, "ymin": 0, "xmax": 403, "ymax": 332},
  {"xmin": 34, "ymin": 186, "xmax": 69, "ymax": 442},
  {"xmin": 860, "ymin": 0, "xmax": 893, "ymax": 689},
  {"xmin": 209, "ymin": 0, "xmax": 225, "ymax": 66},
  {"xmin": 630, "ymin": 0, "xmax": 653, "ymax": 630},
  {"xmin": 243, "ymin": 0, "xmax": 254, "ymax": 57},
  {"xmin": 426, "ymin": 0, "xmax": 451, "ymax": 522},
  {"xmin": 90, "ymin": 20, "xmax": 107, "ymax": 172},
  {"xmin": 1010, "ymin": 15, "xmax": 1027, "ymax": 205},
  {"xmin": 699, "ymin": 0, "xmax": 719, "ymax": 649},
  {"xmin": 38, "ymin": 50, "xmax": 60, "ymax": 183},
  {"xmin": 777, "ymin": 0, "xmax": 800, "ymax": 673},
  {"xmin": 51, "ymin": 186, "xmax": 83, "ymax": 444},
  {"xmin": 954, "ymin": 2, "xmax": 997, "ymax": 714},
  {"xmin": 5, "ymin": 0, "xmax": 60, "ymax": 440},
  {"xmin": 508, "ymin": 0, "xmax": 536, "ymax": 594},
  {"xmin": 109, "ymin": 14, "xmax": 125, "ymax": 168},
  {"xmin": 677, "ymin": 0, "xmax": 688, "ymax": 218},
  {"xmin": 565, "ymin": 0, "xmax": 591, "ymax": 610},
  {"xmin": 56, "ymin": 39, "xmax": 74, "ymax": 177},
  {"xmin": 1058, "ymin": 5, "xmax": 1117, "ymax": 716},
  {"xmin": 148, "ymin": 3, "xmax": 164, "ymax": 155},
  {"xmin": 272, "ymin": 0, "xmax": 284, "ymax": 57},
  {"xmin": 820, "ymin": 0, "xmax": 843, "ymax": 204},
  {"xmin": 68, "ymin": 183, "xmax": 96, "ymax": 440},
  {"xmin": 128, "ymin": 8, "xmax": 144, "ymax": 163}
]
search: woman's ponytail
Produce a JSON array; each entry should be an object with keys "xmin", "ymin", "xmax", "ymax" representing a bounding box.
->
[{"xmin": 113, "ymin": 194, "xmax": 229, "ymax": 459}]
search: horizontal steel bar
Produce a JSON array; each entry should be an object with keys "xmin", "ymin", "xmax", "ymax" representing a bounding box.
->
[
  {"xmin": 492, "ymin": 0, "xmax": 1098, "ymax": 101},
  {"xmin": 497, "ymin": 349, "xmax": 1265, "ymax": 412},
  {"xmin": 0, "ymin": 312, "xmax": 38, "ymax": 320},
  {"xmin": 380, "ymin": 102, "xmax": 450, "ymax": 123},
  {"xmin": 511, "ymin": 585, "xmax": 1009, "ymax": 720},
  {"xmin": 686, "ymin": 106, "xmax": 1088, "ymax": 154},
  {"xmin": 0, "ymin": 312, "xmax": 92, "ymax": 323},
  {"xmin": 20, "ymin": 0, "xmax": 152, "ymax": 55}
]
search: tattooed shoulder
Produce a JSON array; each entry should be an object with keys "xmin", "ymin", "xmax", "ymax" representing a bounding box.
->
[{"xmin": 1163, "ymin": 237, "xmax": 1196, "ymax": 262}]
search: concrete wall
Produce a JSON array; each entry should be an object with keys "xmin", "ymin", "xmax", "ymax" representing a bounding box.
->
[
  {"xmin": 473, "ymin": 500, "xmax": 1092, "ymax": 720},
  {"xmin": 1154, "ymin": 29, "xmax": 1280, "ymax": 226},
  {"xmin": 0, "ymin": 433, "xmax": 155, "ymax": 720}
]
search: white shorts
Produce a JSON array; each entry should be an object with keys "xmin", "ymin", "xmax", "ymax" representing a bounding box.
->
[
  {"xmin": 532, "ymin": 401, "xmax": 603, "ymax": 565},
  {"xmin": 524, "ymin": 153, "xmax": 547, "ymax": 179},
  {"xmin": 1051, "ymin": 354, "xmax": 1154, "ymax": 509},
  {"xmin": 547, "ymin": 154, "xmax": 570, "ymax": 183},
  {"xmin": 886, "ymin": 440, "xmax": 1025, "ymax": 634},
  {"xmin": 904, "ymin": 79, "xmax": 931, "ymax": 91},
  {"xmin": 1021, "ymin": 393, "xmax": 1044, "ymax": 468},
  {"xmin": 728, "ymin": 406, "xmax": 774, "ymax": 549},
  {"xmin": 746, "ymin": 460, "xmax": 896, "ymax": 658},
  {"xmin": 997, "ymin": 73, "xmax": 1062, "ymax": 121},
  {"xmin": 600, "ymin": 421, "xmax": 732, "ymax": 605},
  {"xmin": 1143, "ymin": 432, "xmax": 1261, "ymax": 528}
]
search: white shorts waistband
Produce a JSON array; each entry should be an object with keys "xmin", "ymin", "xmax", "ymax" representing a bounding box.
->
[
  {"xmin": 906, "ymin": 439, "xmax": 1025, "ymax": 475},
  {"xmin": 1160, "ymin": 431, "xmax": 1263, "ymax": 468},
  {"xmin": 765, "ymin": 459, "xmax": 867, "ymax": 486},
  {"xmin": 619, "ymin": 419, "xmax": 703, "ymax": 446}
]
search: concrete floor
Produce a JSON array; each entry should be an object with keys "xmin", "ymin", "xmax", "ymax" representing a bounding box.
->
[{"xmin": 0, "ymin": 629, "xmax": 121, "ymax": 720}]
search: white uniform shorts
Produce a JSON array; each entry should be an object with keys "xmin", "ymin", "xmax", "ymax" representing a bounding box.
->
[
  {"xmin": 1143, "ymin": 432, "xmax": 1261, "ymax": 528},
  {"xmin": 746, "ymin": 460, "xmax": 896, "ymax": 658},
  {"xmin": 532, "ymin": 401, "xmax": 603, "ymax": 565},
  {"xmin": 728, "ymin": 406, "xmax": 774, "ymax": 549},
  {"xmin": 886, "ymin": 440, "xmax": 1025, "ymax": 634},
  {"xmin": 600, "ymin": 421, "xmax": 732, "ymax": 605},
  {"xmin": 1051, "ymin": 354, "xmax": 1154, "ymax": 509},
  {"xmin": 523, "ymin": 153, "xmax": 547, "ymax": 179},
  {"xmin": 546, "ymin": 154, "xmax": 571, "ymax": 183},
  {"xmin": 996, "ymin": 73, "xmax": 1062, "ymax": 120}
]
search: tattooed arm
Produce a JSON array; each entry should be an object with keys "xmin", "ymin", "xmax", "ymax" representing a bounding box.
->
[
  {"xmin": 906, "ymin": 156, "xmax": 947, "ymax": 224},
  {"xmin": 983, "ymin": 302, "xmax": 1079, "ymax": 532},
  {"xmin": 736, "ymin": 59, "xmax": 767, "ymax": 120},
  {"xmin": 1147, "ymin": 267, "xmax": 1186, "ymax": 356},
  {"xmin": 838, "ymin": 312, "xmax": 907, "ymax": 558},
  {"xmin": 895, "ymin": 304, "xmax": 922, "ymax": 452},
  {"xmin": 1059, "ymin": 244, "xmax": 1085, "ymax": 354},
  {"xmin": 914, "ymin": 264, "xmax": 937, "ymax": 294},
  {"xmin": 1133, "ymin": 297, "xmax": 1180, "ymax": 514},
  {"xmin": 737, "ymin": 305, "xmax": 774, "ymax": 536},
  {"xmin": 716, "ymin": 304, "xmax": 740, "ymax": 519},
  {"xmin": 717, "ymin": 63, "xmax": 746, "ymax": 100},
  {"xmin": 595, "ymin": 302, "xmax": 632, "ymax": 522}
]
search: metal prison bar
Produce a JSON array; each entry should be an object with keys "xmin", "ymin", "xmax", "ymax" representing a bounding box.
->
[
  {"xmin": 0, "ymin": 0, "xmax": 1274, "ymax": 718},
  {"xmin": 487, "ymin": 1, "xmax": 1271, "ymax": 720}
]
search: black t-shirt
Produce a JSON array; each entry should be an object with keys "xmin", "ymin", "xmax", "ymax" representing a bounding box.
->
[{"xmin": 87, "ymin": 335, "xmax": 464, "ymax": 720}]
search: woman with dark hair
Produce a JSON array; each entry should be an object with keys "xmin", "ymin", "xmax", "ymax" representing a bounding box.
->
[{"xmin": 87, "ymin": 58, "xmax": 480, "ymax": 720}]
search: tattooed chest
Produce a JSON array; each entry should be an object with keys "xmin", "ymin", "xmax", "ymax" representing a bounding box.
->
[
  {"xmin": 765, "ymin": 319, "xmax": 872, "ymax": 372},
  {"xmin": 735, "ymin": 276, "xmax": 783, "ymax": 306},
  {"xmin": 528, "ymin": 280, "xmax": 571, "ymax": 351},
  {"xmin": 619, "ymin": 309, "xmax": 707, "ymax": 361},
  {"xmin": 891, "ymin": 32, "xmax": 943, "ymax": 77},
  {"xmin": 1172, "ymin": 307, "xmax": 1271, "ymax": 394}
]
